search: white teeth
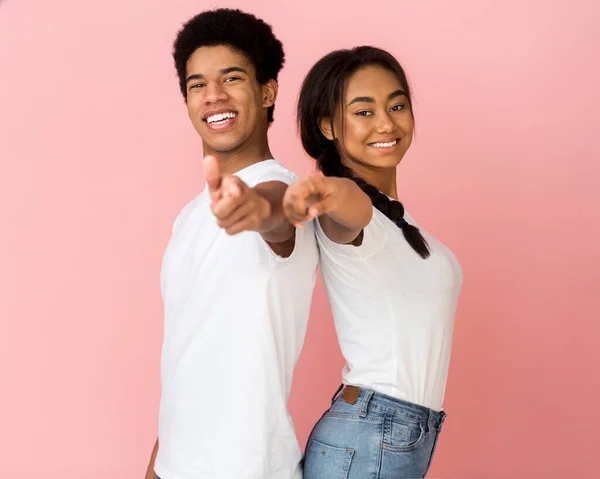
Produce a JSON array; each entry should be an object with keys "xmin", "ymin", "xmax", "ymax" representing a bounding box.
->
[
  {"xmin": 370, "ymin": 139, "xmax": 398, "ymax": 148},
  {"xmin": 206, "ymin": 112, "xmax": 237, "ymax": 124}
]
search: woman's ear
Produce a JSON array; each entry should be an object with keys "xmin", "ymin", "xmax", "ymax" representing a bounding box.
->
[{"xmin": 318, "ymin": 118, "xmax": 334, "ymax": 140}]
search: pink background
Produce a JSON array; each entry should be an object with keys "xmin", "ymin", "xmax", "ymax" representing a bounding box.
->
[{"xmin": 1, "ymin": 0, "xmax": 599, "ymax": 477}]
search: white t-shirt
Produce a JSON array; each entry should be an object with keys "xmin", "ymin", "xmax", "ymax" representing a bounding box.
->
[
  {"xmin": 155, "ymin": 160, "xmax": 318, "ymax": 479},
  {"xmin": 316, "ymin": 207, "xmax": 462, "ymax": 411}
]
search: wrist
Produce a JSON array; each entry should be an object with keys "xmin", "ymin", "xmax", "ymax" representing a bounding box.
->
[
  {"xmin": 324, "ymin": 177, "xmax": 347, "ymax": 215},
  {"xmin": 262, "ymin": 195, "xmax": 273, "ymax": 219}
]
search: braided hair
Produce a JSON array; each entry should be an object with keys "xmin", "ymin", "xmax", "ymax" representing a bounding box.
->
[{"xmin": 298, "ymin": 46, "xmax": 429, "ymax": 259}]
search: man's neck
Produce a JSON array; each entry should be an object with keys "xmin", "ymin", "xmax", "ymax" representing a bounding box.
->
[{"xmin": 204, "ymin": 138, "xmax": 273, "ymax": 176}]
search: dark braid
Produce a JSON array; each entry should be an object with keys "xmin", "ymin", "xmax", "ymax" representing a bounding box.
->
[{"xmin": 319, "ymin": 149, "xmax": 430, "ymax": 259}]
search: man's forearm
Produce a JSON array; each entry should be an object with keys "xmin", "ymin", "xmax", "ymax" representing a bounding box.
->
[
  {"xmin": 259, "ymin": 198, "xmax": 295, "ymax": 243},
  {"xmin": 253, "ymin": 182, "xmax": 295, "ymax": 244}
]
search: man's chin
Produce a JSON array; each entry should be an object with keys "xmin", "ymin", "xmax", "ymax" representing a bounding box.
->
[{"xmin": 203, "ymin": 138, "xmax": 244, "ymax": 154}]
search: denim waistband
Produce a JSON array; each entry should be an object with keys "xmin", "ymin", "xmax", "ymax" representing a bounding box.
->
[{"xmin": 332, "ymin": 384, "xmax": 446, "ymax": 430}]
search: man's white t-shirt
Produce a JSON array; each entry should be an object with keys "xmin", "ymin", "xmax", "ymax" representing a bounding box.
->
[
  {"xmin": 316, "ymin": 207, "xmax": 463, "ymax": 411},
  {"xmin": 155, "ymin": 160, "xmax": 318, "ymax": 479}
]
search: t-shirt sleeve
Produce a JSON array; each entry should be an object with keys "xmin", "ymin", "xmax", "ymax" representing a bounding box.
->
[{"xmin": 252, "ymin": 165, "xmax": 297, "ymax": 187}]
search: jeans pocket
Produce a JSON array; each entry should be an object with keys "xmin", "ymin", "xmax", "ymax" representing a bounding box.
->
[
  {"xmin": 304, "ymin": 438, "xmax": 355, "ymax": 479},
  {"xmin": 384, "ymin": 419, "xmax": 427, "ymax": 453}
]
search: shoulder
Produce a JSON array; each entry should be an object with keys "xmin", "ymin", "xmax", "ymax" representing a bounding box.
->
[
  {"xmin": 171, "ymin": 192, "xmax": 208, "ymax": 233},
  {"xmin": 249, "ymin": 160, "xmax": 298, "ymax": 187}
]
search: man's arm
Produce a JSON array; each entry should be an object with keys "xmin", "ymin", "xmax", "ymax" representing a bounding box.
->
[
  {"xmin": 204, "ymin": 156, "xmax": 295, "ymax": 257},
  {"xmin": 252, "ymin": 180, "xmax": 296, "ymax": 247},
  {"xmin": 144, "ymin": 439, "xmax": 158, "ymax": 479}
]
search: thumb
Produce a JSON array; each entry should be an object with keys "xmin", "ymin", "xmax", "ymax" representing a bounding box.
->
[
  {"xmin": 203, "ymin": 155, "xmax": 222, "ymax": 197},
  {"xmin": 304, "ymin": 173, "xmax": 328, "ymax": 206},
  {"xmin": 308, "ymin": 195, "xmax": 337, "ymax": 219}
]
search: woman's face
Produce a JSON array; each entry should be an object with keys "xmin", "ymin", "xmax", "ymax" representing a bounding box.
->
[{"xmin": 324, "ymin": 65, "xmax": 414, "ymax": 173}]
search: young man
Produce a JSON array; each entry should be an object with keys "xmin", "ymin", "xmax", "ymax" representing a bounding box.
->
[{"xmin": 145, "ymin": 9, "xmax": 318, "ymax": 479}]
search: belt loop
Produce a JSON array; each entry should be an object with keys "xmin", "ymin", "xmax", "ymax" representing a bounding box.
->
[
  {"xmin": 359, "ymin": 389, "xmax": 374, "ymax": 417},
  {"xmin": 438, "ymin": 410, "xmax": 446, "ymax": 430},
  {"xmin": 430, "ymin": 409, "xmax": 446, "ymax": 431},
  {"xmin": 331, "ymin": 383, "xmax": 344, "ymax": 404}
]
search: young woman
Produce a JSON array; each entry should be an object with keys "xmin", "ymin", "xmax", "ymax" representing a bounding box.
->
[{"xmin": 283, "ymin": 46, "xmax": 463, "ymax": 478}]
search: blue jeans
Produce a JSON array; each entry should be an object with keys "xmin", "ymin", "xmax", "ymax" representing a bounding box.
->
[{"xmin": 303, "ymin": 386, "xmax": 446, "ymax": 479}]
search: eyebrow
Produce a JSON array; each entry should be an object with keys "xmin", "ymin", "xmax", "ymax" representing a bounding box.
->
[
  {"xmin": 347, "ymin": 89, "xmax": 406, "ymax": 106},
  {"xmin": 186, "ymin": 66, "xmax": 248, "ymax": 84}
]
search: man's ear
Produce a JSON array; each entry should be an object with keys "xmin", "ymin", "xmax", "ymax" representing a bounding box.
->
[{"xmin": 262, "ymin": 79, "xmax": 278, "ymax": 108}]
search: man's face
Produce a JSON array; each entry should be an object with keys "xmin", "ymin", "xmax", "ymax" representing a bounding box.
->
[{"xmin": 184, "ymin": 45, "xmax": 277, "ymax": 154}]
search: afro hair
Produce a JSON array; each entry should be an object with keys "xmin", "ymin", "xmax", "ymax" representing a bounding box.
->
[{"xmin": 173, "ymin": 8, "xmax": 285, "ymax": 123}]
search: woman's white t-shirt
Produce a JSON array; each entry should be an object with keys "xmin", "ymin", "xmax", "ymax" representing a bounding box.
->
[{"xmin": 316, "ymin": 207, "xmax": 462, "ymax": 411}]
